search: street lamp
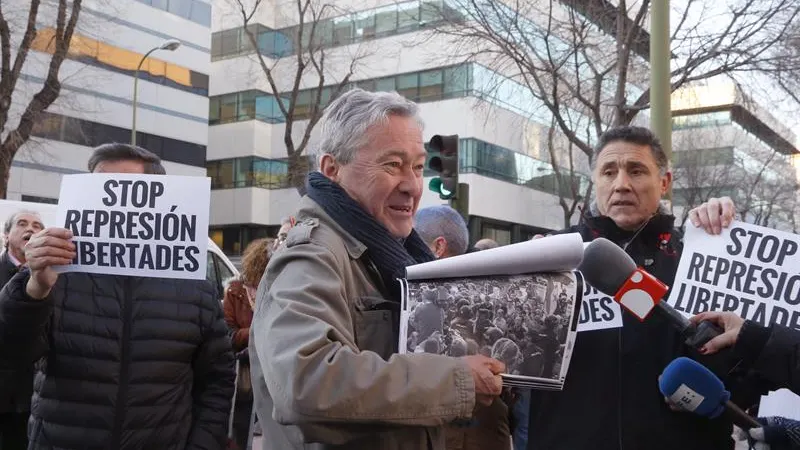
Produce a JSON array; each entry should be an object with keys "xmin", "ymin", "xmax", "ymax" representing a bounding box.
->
[{"xmin": 131, "ymin": 39, "xmax": 181, "ymax": 146}]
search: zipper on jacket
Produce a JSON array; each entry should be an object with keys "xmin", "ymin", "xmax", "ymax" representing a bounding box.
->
[{"xmin": 111, "ymin": 278, "xmax": 133, "ymax": 448}]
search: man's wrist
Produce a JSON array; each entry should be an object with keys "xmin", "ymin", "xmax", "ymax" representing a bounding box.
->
[{"xmin": 25, "ymin": 278, "xmax": 50, "ymax": 300}]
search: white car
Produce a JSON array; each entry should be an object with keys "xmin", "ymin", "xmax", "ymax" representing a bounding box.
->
[{"xmin": 0, "ymin": 199, "xmax": 238, "ymax": 301}]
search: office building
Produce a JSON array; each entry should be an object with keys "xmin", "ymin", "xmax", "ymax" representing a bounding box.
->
[
  {"xmin": 9, "ymin": 0, "xmax": 211, "ymax": 203},
  {"xmin": 207, "ymin": 0, "xmax": 651, "ymax": 254},
  {"xmin": 671, "ymin": 82, "xmax": 800, "ymax": 232}
]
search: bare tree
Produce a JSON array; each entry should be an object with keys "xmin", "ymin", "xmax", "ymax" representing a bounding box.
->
[
  {"xmin": 0, "ymin": 0, "xmax": 82, "ymax": 198},
  {"xmin": 233, "ymin": 0, "xmax": 371, "ymax": 194},
  {"xmin": 419, "ymin": 0, "xmax": 800, "ymax": 227}
]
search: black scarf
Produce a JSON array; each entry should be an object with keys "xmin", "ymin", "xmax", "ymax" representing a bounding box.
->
[{"xmin": 305, "ymin": 172, "xmax": 435, "ymax": 301}]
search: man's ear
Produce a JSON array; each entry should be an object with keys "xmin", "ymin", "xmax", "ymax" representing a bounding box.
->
[
  {"xmin": 661, "ymin": 170, "xmax": 673, "ymax": 196},
  {"xmin": 433, "ymin": 236, "xmax": 448, "ymax": 258},
  {"xmin": 319, "ymin": 154, "xmax": 340, "ymax": 181}
]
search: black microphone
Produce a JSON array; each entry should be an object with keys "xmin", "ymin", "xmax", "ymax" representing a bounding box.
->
[{"xmin": 578, "ymin": 238, "xmax": 723, "ymax": 349}]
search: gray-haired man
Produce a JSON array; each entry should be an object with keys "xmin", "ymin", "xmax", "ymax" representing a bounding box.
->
[
  {"xmin": 0, "ymin": 209, "xmax": 43, "ymax": 449},
  {"xmin": 250, "ymin": 88, "xmax": 505, "ymax": 450},
  {"xmin": 414, "ymin": 205, "xmax": 469, "ymax": 259}
]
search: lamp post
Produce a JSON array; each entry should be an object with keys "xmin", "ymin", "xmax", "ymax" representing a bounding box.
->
[
  {"xmin": 651, "ymin": 0, "xmax": 671, "ymax": 203},
  {"xmin": 131, "ymin": 39, "xmax": 181, "ymax": 146}
]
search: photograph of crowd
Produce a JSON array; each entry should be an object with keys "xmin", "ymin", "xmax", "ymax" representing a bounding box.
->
[{"xmin": 403, "ymin": 272, "xmax": 580, "ymax": 381}]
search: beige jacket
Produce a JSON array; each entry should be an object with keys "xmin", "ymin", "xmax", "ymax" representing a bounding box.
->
[{"xmin": 250, "ymin": 197, "xmax": 476, "ymax": 450}]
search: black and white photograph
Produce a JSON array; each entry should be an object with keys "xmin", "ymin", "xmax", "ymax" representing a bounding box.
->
[{"xmin": 401, "ymin": 272, "xmax": 581, "ymax": 383}]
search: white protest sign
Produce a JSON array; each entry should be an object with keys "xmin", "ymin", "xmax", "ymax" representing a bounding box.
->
[
  {"xmin": 55, "ymin": 174, "xmax": 210, "ymax": 280},
  {"xmin": 666, "ymin": 221, "xmax": 800, "ymax": 330},
  {"xmin": 577, "ymin": 282, "xmax": 623, "ymax": 332}
]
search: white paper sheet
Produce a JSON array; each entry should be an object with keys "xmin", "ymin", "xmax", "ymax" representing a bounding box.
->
[
  {"xmin": 405, "ymin": 233, "xmax": 585, "ymax": 281},
  {"xmin": 759, "ymin": 389, "xmax": 800, "ymax": 421}
]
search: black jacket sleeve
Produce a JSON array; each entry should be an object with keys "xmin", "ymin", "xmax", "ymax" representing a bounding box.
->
[
  {"xmin": 734, "ymin": 320, "xmax": 800, "ymax": 395},
  {"xmin": 0, "ymin": 270, "xmax": 51, "ymax": 365},
  {"xmin": 185, "ymin": 283, "xmax": 236, "ymax": 450}
]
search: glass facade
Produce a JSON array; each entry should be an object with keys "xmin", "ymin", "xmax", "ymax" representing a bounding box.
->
[
  {"xmin": 207, "ymin": 138, "xmax": 588, "ymax": 199},
  {"xmin": 209, "ymin": 64, "xmax": 471, "ymax": 125},
  {"xmin": 32, "ymin": 28, "xmax": 209, "ymax": 96},
  {"xmin": 208, "ymin": 62, "xmax": 598, "ymax": 145},
  {"xmin": 672, "ymin": 111, "xmax": 732, "ymax": 130},
  {"xmin": 211, "ymin": 0, "xmax": 462, "ymax": 60},
  {"xmin": 206, "ymin": 157, "xmax": 292, "ymax": 189},
  {"xmin": 673, "ymin": 147, "xmax": 735, "ymax": 167},
  {"xmin": 136, "ymin": 0, "xmax": 211, "ymax": 27},
  {"xmin": 428, "ymin": 138, "xmax": 589, "ymax": 199},
  {"xmin": 32, "ymin": 111, "xmax": 207, "ymax": 168}
]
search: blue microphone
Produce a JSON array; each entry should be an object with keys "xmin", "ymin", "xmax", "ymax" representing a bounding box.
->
[{"xmin": 659, "ymin": 357, "xmax": 760, "ymax": 430}]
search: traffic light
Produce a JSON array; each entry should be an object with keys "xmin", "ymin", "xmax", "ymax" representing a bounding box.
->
[{"xmin": 428, "ymin": 134, "xmax": 459, "ymax": 200}]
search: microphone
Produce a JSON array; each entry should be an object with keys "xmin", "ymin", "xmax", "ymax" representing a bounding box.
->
[
  {"xmin": 578, "ymin": 238, "xmax": 722, "ymax": 349},
  {"xmin": 659, "ymin": 357, "xmax": 761, "ymax": 430}
]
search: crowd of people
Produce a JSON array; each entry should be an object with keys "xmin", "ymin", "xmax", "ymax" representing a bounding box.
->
[
  {"xmin": 405, "ymin": 275, "xmax": 576, "ymax": 380},
  {"xmin": 2, "ymin": 86, "xmax": 800, "ymax": 450}
]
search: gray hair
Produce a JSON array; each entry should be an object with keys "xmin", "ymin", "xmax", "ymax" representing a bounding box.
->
[
  {"xmin": 415, "ymin": 205, "xmax": 469, "ymax": 256},
  {"xmin": 314, "ymin": 88, "xmax": 423, "ymax": 165},
  {"xmin": 88, "ymin": 143, "xmax": 166, "ymax": 175},
  {"xmin": 4, "ymin": 209, "xmax": 42, "ymax": 234},
  {"xmin": 592, "ymin": 126, "xmax": 669, "ymax": 175},
  {"xmin": 474, "ymin": 238, "xmax": 499, "ymax": 251}
]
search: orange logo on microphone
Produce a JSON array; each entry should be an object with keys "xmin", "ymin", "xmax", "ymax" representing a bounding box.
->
[{"xmin": 614, "ymin": 268, "xmax": 669, "ymax": 321}]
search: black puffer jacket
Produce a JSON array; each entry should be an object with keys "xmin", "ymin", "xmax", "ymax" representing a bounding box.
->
[
  {"xmin": 0, "ymin": 270, "xmax": 235, "ymax": 450},
  {"xmin": 527, "ymin": 212, "xmax": 768, "ymax": 450},
  {"xmin": 0, "ymin": 250, "xmax": 32, "ymax": 414}
]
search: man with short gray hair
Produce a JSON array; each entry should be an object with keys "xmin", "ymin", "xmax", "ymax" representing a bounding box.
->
[
  {"xmin": 250, "ymin": 88, "xmax": 505, "ymax": 449},
  {"xmin": 0, "ymin": 208, "xmax": 43, "ymax": 449},
  {"xmin": 415, "ymin": 205, "xmax": 469, "ymax": 259}
]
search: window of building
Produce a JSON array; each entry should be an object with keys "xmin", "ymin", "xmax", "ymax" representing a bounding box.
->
[
  {"xmin": 190, "ymin": 1, "xmax": 212, "ymax": 26},
  {"xmin": 31, "ymin": 111, "xmax": 206, "ymax": 167},
  {"xmin": 137, "ymin": 0, "xmax": 211, "ymax": 27},
  {"xmin": 674, "ymin": 147, "xmax": 735, "ymax": 167},
  {"xmin": 21, "ymin": 195, "xmax": 58, "ymax": 204},
  {"xmin": 219, "ymin": 94, "xmax": 238, "ymax": 123},
  {"xmin": 211, "ymin": 0, "xmax": 455, "ymax": 60},
  {"xmin": 375, "ymin": 6, "xmax": 398, "ymax": 35},
  {"xmin": 33, "ymin": 27, "xmax": 208, "ymax": 96},
  {"xmin": 238, "ymin": 91, "xmax": 258, "ymax": 121},
  {"xmin": 418, "ymin": 69, "xmax": 444, "ymax": 101},
  {"xmin": 396, "ymin": 73, "xmax": 419, "ymax": 99}
]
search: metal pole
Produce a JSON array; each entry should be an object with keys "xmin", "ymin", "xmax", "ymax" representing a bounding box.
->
[
  {"xmin": 132, "ymin": 48, "xmax": 159, "ymax": 146},
  {"xmin": 650, "ymin": 0, "xmax": 672, "ymax": 202}
]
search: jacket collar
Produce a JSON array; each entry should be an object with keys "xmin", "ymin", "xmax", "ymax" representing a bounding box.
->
[
  {"xmin": 582, "ymin": 202, "xmax": 676, "ymax": 245},
  {"xmin": 296, "ymin": 196, "xmax": 368, "ymax": 260}
]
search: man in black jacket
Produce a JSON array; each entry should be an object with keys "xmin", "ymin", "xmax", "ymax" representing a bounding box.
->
[
  {"xmin": 0, "ymin": 143, "xmax": 235, "ymax": 450},
  {"xmin": 526, "ymin": 126, "xmax": 761, "ymax": 450},
  {"xmin": 0, "ymin": 209, "xmax": 43, "ymax": 448}
]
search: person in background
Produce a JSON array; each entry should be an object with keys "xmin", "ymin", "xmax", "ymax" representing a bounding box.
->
[
  {"xmin": 0, "ymin": 209, "xmax": 44, "ymax": 449},
  {"xmin": 224, "ymin": 237, "xmax": 274, "ymax": 450},
  {"xmin": 415, "ymin": 205, "xmax": 469, "ymax": 258},
  {"xmin": 415, "ymin": 204, "xmax": 512, "ymax": 450},
  {"xmin": 273, "ymin": 216, "xmax": 296, "ymax": 250},
  {"xmin": 249, "ymin": 89, "xmax": 505, "ymax": 450},
  {"xmin": 474, "ymin": 238, "xmax": 499, "ymax": 251},
  {"xmin": 0, "ymin": 143, "xmax": 235, "ymax": 450}
]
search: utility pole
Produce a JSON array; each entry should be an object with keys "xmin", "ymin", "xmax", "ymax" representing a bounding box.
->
[{"xmin": 650, "ymin": 0, "xmax": 672, "ymax": 204}]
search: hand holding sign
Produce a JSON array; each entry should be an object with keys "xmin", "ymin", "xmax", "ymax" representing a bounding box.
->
[
  {"xmin": 688, "ymin": 196, "xmax": 735, "ymax": 235},
  {"xmin": 24, "ymin": 228, "xmax": 76, "ymax": 299}
]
